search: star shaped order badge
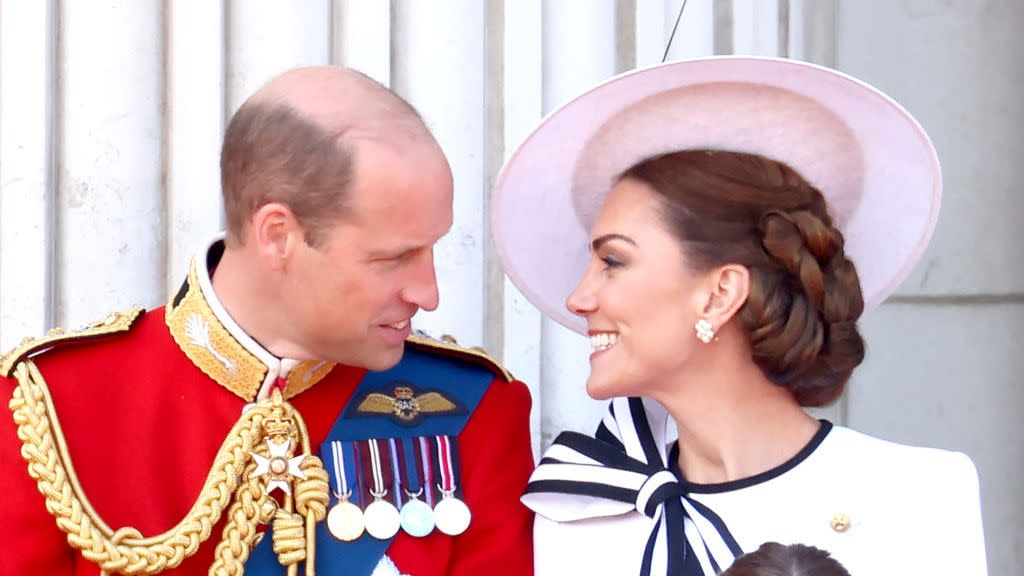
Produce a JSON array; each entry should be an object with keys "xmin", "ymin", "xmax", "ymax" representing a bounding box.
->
[{"xmin": 251, "ymin": 438, "xmax": 307, "ymax": 495}]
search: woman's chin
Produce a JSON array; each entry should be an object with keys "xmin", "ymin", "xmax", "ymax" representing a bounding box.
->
[{"xmin": 585, "ymin": 377, "xmax": 622, "ymax": 401}]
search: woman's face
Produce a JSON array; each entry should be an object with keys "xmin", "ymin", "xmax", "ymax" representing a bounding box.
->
[{"xmin": 567, "ymin": 177, "xmax": 712, "ymax": 400}]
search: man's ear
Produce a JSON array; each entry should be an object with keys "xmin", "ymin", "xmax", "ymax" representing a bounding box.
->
[{"xmin": 251, "ymin": 202, "xmax": 303, "ymax": 270}]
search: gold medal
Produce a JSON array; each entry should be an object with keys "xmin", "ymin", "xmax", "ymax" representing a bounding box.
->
[
  {"xmin": 327, "ymin": 496, "xmax": 365, "ymax": 542},
  {"xmin": 327, "ymin": 442, "xmax": 364, "ymax": 541}
]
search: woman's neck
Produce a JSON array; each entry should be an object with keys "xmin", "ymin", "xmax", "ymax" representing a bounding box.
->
[{"xmin": 654, "ymin": 355, "xmax": 820, "ymax": 485}]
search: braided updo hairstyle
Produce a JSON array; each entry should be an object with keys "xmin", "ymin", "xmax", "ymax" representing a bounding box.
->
[{"xmin": 621, "ymin": 150, "xmax": 865, "ymax": 406}]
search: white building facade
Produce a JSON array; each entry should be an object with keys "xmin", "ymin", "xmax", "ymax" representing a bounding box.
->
[{"xmin": 0, "ymin": 1, "xmax": 1020, "ymax": 572}]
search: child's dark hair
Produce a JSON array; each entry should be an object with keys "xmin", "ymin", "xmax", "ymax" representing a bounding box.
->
[{"xmin": 722, "ymin": 542, "xmax": 852, "ymax": 576}]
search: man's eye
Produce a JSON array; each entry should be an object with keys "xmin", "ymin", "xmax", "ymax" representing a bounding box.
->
[{"xmin": 386, "ymin": 249, "xmax": 418, "ymax": 263}]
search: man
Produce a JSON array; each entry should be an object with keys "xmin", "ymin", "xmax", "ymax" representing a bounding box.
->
[{"xmin": 0, "ymin": 67, "xmax": 534, "ymax": 575}]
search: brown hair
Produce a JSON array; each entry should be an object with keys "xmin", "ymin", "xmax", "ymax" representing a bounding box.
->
[
  {"xmin": 722, "ymin": 542, "xmax": 852, "ymax": 576},
  {"xmin": 220, "ymin": 102, "xmax": 354, "ymax": 248},
  {"xmin": 622, "ymin": 150, "xmax": 865, "ymax": 406}
]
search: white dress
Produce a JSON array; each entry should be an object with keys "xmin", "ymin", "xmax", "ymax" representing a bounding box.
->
[{"xmin": 523, "ymin": 397, "xmax": 987, "ymax": 576}]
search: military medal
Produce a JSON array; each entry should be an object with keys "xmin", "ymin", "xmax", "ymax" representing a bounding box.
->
[
  {"xmin": 364, "ymin": 490, "xmax": 401, "ymax": 539},
  {"xmin": 363, "ymin": 439, "xmax": 401, "ymax": 539},
  {"xmin": 398, "ymin": 437, "xmax": 435, "ymax": 537},
  {"xmin": 327, "ymin": 441, "xmax": 365, "ymax": 542},
  {"xmin": 250, "ymin": 437, "xmax": 306, "ymax": 495},
  {"xmin": 327, "ymin": 496, "xmax": 365, "ymax": 542},
  {"xmin": 431, "ymin": 435, "xmax": 471, "ymax": 536},
  {"xmin": 433, "ymin": 488, "xmax": 471, "ymax": 536},
  {"xmin": 400, "ymin": 488, "xmax": 435, "ymax": 537}
]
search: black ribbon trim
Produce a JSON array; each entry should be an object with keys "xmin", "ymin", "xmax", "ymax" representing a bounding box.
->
[{"xmin": 526, "ymin": 398, "xmax": 746, "ymax": 576}]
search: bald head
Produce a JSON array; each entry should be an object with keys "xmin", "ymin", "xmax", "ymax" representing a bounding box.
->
[
  {"xmin": 249, "ymin": 67, "xmax": 428, "ymax": 143},
  {"xmin": 220, "ymin": 66, "xmax": 440, "ymax": 246}
]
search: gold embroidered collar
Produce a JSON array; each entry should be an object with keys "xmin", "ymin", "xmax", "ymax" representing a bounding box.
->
[{"xmin": 165, "ymin": 237, "xmax": 335, "ymax": 401}]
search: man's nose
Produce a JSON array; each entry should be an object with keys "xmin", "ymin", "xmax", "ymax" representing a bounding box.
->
[{"xmin": 402, "ymin": 249, "xmax": 440, "ymax": 312}]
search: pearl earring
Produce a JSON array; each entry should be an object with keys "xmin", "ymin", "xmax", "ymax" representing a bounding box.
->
[{"xmin": 695, "ymin": 318, "xmax": 716, "ymax": 344}]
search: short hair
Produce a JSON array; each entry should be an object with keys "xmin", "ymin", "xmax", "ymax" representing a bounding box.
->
[
  {"xmin": 722, "ymin": 542, "xmax": 852, "ymax": 576},
  {"xmin": 220, "ymin": 102, "xmax": 353, "ymax": 248}
]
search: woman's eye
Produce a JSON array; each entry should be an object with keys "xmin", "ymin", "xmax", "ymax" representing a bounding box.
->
[{"xmin": 601, "ymin": 255, "xmax": 624, "ymax": 269}]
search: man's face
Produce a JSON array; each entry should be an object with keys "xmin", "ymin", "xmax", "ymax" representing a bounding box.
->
[{"xmin": 285, "ymin": 139, "xmax": 454, "ymax": 370}]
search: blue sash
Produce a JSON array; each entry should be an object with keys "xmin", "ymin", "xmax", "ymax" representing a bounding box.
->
[{"xmin": 246, "ymin": 345, "xmax": 493, "ymax": 575}]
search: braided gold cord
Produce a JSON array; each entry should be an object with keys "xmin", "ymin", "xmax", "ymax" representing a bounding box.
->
[
  {"xmin": 272, "ymin": 509, "xmax": 307, "ymax": 566},
  {"xmin": 294, "ymin": 457, "xmax": 330, "ymax": 522},
  {"xmin": 209, "ymin": 475, "xmax": 268, "ymax": 576},
  {"xmin": 293, "ymin": 456, "xmax": 330, "ymax": 576},
  {"xmin": 8, "ymin": 360, "xmax": 323, "ymax": 575}
]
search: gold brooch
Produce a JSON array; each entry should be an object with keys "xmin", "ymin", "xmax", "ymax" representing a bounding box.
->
[{"xmin": 830, "ymin": 512, "xmax": 852, "ymax": 533}]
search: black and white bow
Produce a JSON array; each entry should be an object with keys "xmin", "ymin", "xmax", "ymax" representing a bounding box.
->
[{"xmin": 522, "ymin": 397, "xmax": 743, "ymax": 576}]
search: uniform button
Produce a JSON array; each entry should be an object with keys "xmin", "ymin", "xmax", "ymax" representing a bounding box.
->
[{"xmin": 830, "ymin": 512, "xmax": 851, "ymax": 533}]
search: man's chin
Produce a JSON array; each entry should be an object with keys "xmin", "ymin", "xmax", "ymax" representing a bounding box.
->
[{"xmin": 353, "ymin": 345, "xmax": 406, "ymax": 372}]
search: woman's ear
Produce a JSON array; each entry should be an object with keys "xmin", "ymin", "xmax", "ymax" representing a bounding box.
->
[{"xmin": 701, "ymin": 264, "xmax": 750, "ymax": 327}]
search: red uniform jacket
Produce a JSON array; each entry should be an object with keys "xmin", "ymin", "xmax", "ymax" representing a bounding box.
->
[{"xmin": 0, "ymin": 289, "xmax": 534, "ymax": 575}]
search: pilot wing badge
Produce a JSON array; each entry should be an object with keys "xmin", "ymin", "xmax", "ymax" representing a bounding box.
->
[{"xmin": 354, "ymin": 383, "xmax": 466, "ymax": 426}]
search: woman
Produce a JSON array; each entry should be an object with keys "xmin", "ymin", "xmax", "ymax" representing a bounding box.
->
[{"xmin": 491, "ymin": 57, "xmax": 987, "ymax": 575}]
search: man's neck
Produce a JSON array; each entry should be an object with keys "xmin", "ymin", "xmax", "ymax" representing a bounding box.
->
[{"xmin": 209, "ymin": 247, "xmax": 300, "ymax": 360}]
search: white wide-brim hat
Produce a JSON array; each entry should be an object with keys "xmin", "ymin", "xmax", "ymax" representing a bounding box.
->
[{"xmin": 491, "ymin": 56, "xmax": 941, "ymax": 335}]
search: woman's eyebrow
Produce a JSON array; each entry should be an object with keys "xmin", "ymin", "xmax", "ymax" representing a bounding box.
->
[{"xmin": 591, "ymin": 233, "xmax": 637, "ymax": 252}]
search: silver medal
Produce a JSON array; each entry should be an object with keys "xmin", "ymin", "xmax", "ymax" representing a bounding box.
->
[
  {"xmin": 364, "ymin": 489, "xmax": 401, "ymax": 540},
  {"xmin": 326, "ymin": 495, "xmax": 365, "ymax": 542},
  {"xmin": 433, "ymin": 488, "xmax": 471, "ymax": 536},
  {"xmin": 400, "ymin": 488, "xmax": 435, "ymax": 537}
]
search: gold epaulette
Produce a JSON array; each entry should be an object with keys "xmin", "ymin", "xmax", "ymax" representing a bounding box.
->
[
  {"xmin": 0, "ymin": 306, "xmax": 145, "ymax": 377},
  {"xmin": 406, "ymin": 333, "xmax": 514, "ymax": 381}
]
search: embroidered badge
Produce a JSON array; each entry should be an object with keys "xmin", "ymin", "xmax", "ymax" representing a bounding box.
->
[
  {"xmin": 352, "ymin": 383, "xmax": 466, "ymax": 426},
  {"xmin": 184, "ymin": 313, "xmax": 238, "ymax": 374}
]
